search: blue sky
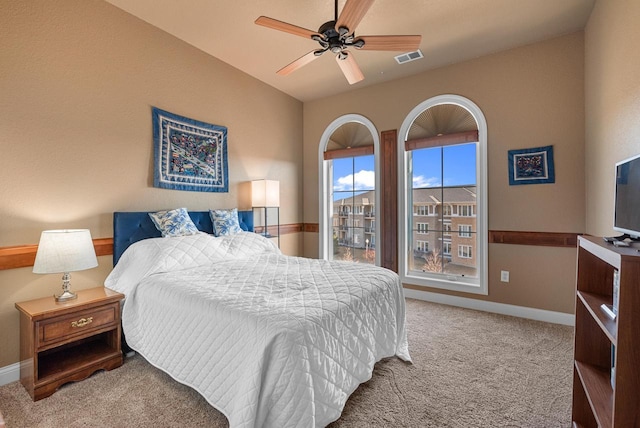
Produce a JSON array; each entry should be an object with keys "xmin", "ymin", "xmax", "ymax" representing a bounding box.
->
[{"xmin": 333, "ymin": 143, "xmax": 477, "ymax": 199}]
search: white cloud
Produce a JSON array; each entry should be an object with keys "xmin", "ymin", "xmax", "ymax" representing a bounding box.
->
[
  {"xmin": 334, "ymin": 170, "xmax": 440, "ymax": 190},
  {"xmin": 334, "ymin": 170, "xmax": 375, "ymax": 191},
  {"xmin": 413, "ymin": 175, "xmax": 440, "ymax": 188}
]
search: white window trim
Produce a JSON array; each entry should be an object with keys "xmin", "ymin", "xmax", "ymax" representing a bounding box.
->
[
  {"xmin": 458, "ymin": 244, "xmax": 473, "ymax": 258},
  {"xmin": 398, "ymin": 94, "xmax": 488, "ymax": 295},
  {"xmin": 319, "ymin": 114, "xmax": 380, "ymax": 264},
  {"xmin": 416, "ymin": 240, "xmax": 429, "ymax": 252},
  {"xmin": 443, "ymin": 242, "xmax": 452, "ymax": 255},
  {"xmin": 459, "ymin": 224, "xmax": 472, "ymax": 238}
]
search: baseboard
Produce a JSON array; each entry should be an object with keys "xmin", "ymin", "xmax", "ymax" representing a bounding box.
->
[
  {"xmin": 0, "ymin": 362, "xmax": 20, "ymax": 387},
  {"xmin": 404, "ymin": 287, "xmax": 575, "ymax": 326}
]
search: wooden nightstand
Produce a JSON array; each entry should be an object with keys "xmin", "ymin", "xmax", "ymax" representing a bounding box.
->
[{"xmin": 15, "ymin": 287, "xmax": 124, "ymax": 401}]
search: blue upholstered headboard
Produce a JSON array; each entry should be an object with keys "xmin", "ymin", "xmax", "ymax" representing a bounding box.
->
[{"xmin": 113, "ymin": 211, "xmax": 254, "ymax": 266}]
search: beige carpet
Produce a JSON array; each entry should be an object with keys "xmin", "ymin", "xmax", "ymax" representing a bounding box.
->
[{"xmin": 0, "ymin": 299, "xmax": 574, "ymax": 427}]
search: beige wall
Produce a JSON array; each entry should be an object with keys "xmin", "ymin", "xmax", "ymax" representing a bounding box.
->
[
  {"xmin": 585, "ymin": 0, "xmax": 640, "ymax": 236},
  {"xmin": 303, "ymin": 33, "xmax": 586, "ymax": 314},
  {"xmin": 0, "ymin": 0, "xmax": 303, "ymax": 367}
]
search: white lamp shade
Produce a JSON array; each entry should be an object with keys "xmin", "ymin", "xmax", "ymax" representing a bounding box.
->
[
  {"xmin": 33, "ymin": 229, "xmax": 98, "ymax": 274},
  {"xmin": 251, "ymin": 180, "xmax": 280, "ymax": 207}
]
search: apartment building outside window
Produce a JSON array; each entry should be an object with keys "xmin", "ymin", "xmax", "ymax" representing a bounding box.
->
[
  {"xmin": 443, "ymin": 222, "xmax": 452, "ymax": 236},
  {"xmin": 399, "ymin": 95, "xmax": 488, "ymax": 295},
  {"xmin": 458, "ymin": 204, "xmax": 474, "ymax": 217},
  {"xmin": 459, "ymin": 224, "xmax": 472, "ymax": 238},
  {"xmin": 319, "ymin": 115, "xmax": 380, "ymax": 266},
  {"xmin": 443, "ymin": 242, "xmax": 451, "ymax": 256},
  {"xmin": 458, "ymin": 245, "xmax": 473, "ymax": 259},
  {"xmin": 416, "ymin": 240, "xmax": 429, "ymax": 252}
]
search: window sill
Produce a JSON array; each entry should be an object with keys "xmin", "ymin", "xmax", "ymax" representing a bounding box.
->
[{"xmin": 401, "ymin": 272, "xmax": 487, "ymax": 295}]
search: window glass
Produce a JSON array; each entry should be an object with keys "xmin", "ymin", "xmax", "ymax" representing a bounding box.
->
[
  {"xmin": 409, "ymin": 144, "xmax": 478, "ymax": 279},
  {"xmin": 331, "ymin": 154, "xmax": 376, "ymax": 264},
  {"xmin": 320, "ymin": 116, "xmax": 379, "ymax": 266},
  {"xmin": 399, "ymin": 95, "xmax": 487, "ymax": 294}
]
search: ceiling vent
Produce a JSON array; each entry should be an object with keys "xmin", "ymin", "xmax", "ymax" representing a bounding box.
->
[{"xmin": 394, "ymin": 49, "xmax": 423, "ymax": 65}]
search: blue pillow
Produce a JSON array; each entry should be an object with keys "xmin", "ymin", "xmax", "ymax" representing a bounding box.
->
[
  {"xmin": 148, "ymin": 208, "xmax": 199, "ymax": 237},
  {"xmin": 210, "ymin": 208, "xmax": 243, "ymax": 236}
]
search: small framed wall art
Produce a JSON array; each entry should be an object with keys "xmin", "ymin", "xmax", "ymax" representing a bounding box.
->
[
  {"xmin": 152, "ymin": 107, "xmax": 228, "ymax": 192},
  {"xmin": 508, "ymin": 145, "xmax": 555, "ymax": 185}
]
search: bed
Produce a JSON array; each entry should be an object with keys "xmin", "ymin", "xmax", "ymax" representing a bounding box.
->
[{"xmin": 106, "ymin": 210, "xmax": 411, "ymax": 428}]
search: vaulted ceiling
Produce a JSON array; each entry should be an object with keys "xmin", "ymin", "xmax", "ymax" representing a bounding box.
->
[{"xmin": 104, "ymin": 0, "xmax": 595, "ymax": 102}]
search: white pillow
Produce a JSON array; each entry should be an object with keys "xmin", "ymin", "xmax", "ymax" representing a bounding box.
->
[
  {"xmin": 106, "ymin": 233, "xmax": 219, "ymax": 296},
  {"xmin": 105, "ymin": 232, "xmax": 281, "ymax": 297}
]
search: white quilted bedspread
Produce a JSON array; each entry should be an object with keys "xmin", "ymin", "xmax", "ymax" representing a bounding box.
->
[{"xmin": 106, "ymin": 233, "xmax": 411, "ymax": 428}]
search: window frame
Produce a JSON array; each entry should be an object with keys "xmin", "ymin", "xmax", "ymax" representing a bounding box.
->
[
  {"xmin": 459, "ymin": 224, "xmax": 472, "ymax": 238},
  {"xmin": 318, "ymin": 114, "xmax": 380, "ymax": 264},
  {"xmin": 416, "ymin": 240, "xmax": 429, "ymax": 252},
  {"xmin": 443, "ymin": 241, "xmax": 452, "ymax": 256},
  {"xmin": 398, "ymin": 95, "xmax": 488, "ymax": 295},
  {"xmin": 416, "ymin": 222, "xmax": 429, "ymax": 234},
  {"xmin": 458, "ymin": 244, "xmax": 473, "ymax": 259}
]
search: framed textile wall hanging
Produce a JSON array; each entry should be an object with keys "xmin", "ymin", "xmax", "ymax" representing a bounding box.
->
[
  {"xmin": 508, "ymin": 145, "xmax": 555, "ymax": 185},
  {"xmin": 152, "ymin": 107, "xmax": 228, "ymax": 192}
]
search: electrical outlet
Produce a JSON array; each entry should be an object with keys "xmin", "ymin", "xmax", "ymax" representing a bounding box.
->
[{"xmin": 500, "ymin": 270, "xmax": 510, "ymax": 283}]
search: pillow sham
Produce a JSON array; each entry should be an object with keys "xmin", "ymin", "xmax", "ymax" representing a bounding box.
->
[
  {"xmin": 210, "ymin": 208, "xmax": 243, "ymax": 236},
  {"xmin": 106, "ymin": 233, "xmax": 220, "ymax": 296},
  {"xmin": 148, "ymin": 208, "xmax": 199, "ymax": 237},
  {"xmin": 104, "ymin": 232, "xmax": 281, "ymax": 297}
]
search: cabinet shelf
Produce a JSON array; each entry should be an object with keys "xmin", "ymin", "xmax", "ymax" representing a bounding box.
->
[
  {"xmin": 576, "ymin": 291, "xmax": 617, "ymax": 344},
  {"xmin": 571, "ymin": 236, "xmax": 640, "ymax": 428},
  {"xmin": 574, "ymin": 361, "xmax": 613, "ymax": 428},
  {"xmin": 38, "ymin": 332, "xmax": 119, "ymax": 383}
]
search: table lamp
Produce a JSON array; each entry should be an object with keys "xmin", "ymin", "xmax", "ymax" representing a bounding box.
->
[
  {"xmin": 33, "ymin": 229, "xmax": 98, "ymax": 302},
  {"xmin": 251, "ymin": 179, "xmax": 280, "ymax": 208},
  {"xmin": 251, "ymin": 180, "xmax": 280, "ymax": 238}
]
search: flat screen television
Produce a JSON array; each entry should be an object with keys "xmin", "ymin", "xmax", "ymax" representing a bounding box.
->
[{"xmin": 614, "ymin": 153, "xmax": 640, "ymax": 240}]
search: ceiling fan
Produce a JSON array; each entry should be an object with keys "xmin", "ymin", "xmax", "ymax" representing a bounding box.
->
[{"xmin": 255, "ymin": 0, "xmax": 422, "ymax": 85}]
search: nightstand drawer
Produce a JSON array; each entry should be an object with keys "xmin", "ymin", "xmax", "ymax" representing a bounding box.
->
[{"xmin": 38, "ymin": 303, "xmax": 118, "ymax": 346}]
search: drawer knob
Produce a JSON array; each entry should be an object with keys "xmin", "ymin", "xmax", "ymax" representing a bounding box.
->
[{"xmin": 71, "ymin": 317, "xmax": 93, "ymax": 328}]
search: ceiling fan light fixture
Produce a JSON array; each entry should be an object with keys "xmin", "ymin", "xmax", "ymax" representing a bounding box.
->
[
  {"xmin": 318, "ymin": 21, "xmax": 338, "ymax": 37},
  {"xmin": 256, "ymin": 0, "xmax": 421, "ymax": 84}
]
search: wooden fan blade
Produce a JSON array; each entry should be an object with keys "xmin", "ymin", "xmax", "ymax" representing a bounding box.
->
[
  {"xmin": 335, "ymin": 0, "xmax": 375, "ymax": 34},
  {"xmin": 358, "ymin": 35, "xmax": 422, "ymax": 51},
  {"xmin": 277, "ymin": 51, "xmax": 321, "ymax": 76},
  {"xmin": 336, "ymin": 51, "xmax": 364, "ymax": 85},
  {"xmin": 255, "ymin": 16, "xmax": 318, "ymax": 39}
]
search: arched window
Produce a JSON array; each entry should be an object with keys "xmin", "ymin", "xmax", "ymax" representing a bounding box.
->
[
  {"xmin": 319, "ymin": 114, "xmax": 380, "ymax": 264},
  {"xmin": 398, "ymin": 95, "xmax": 488, "ymax": 294}
]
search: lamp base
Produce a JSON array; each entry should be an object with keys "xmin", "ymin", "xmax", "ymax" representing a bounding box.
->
[{"xmin": 54, "ymin": 290, "xmax": 77, "ymax": 302}]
